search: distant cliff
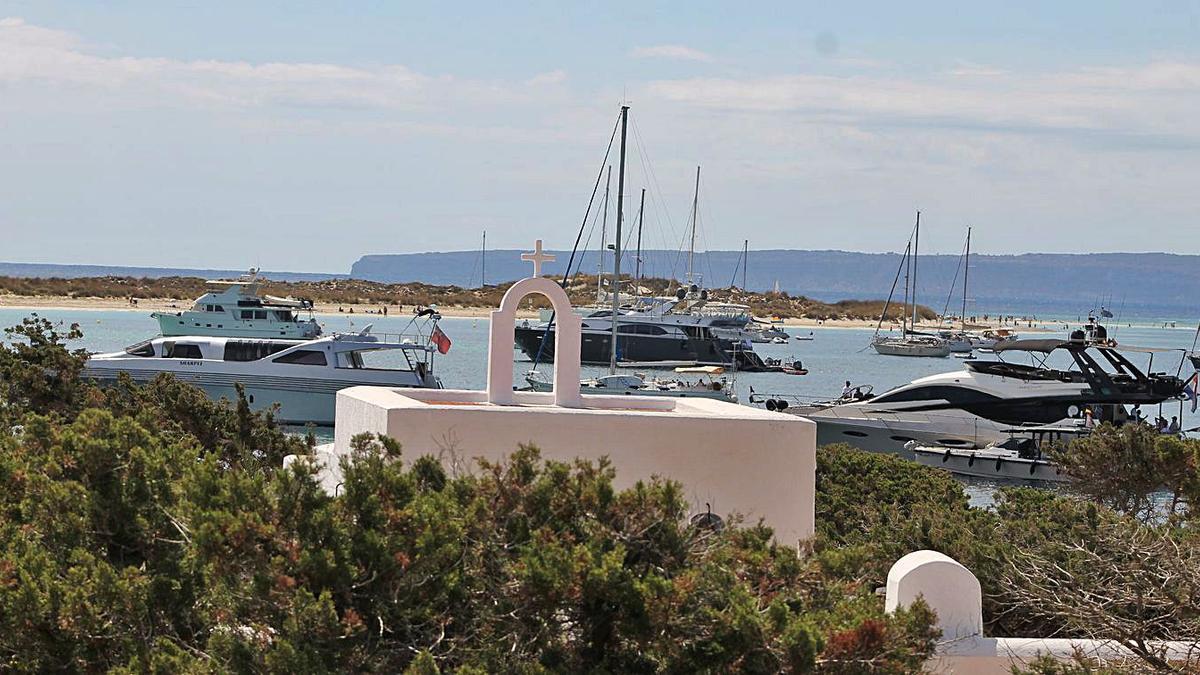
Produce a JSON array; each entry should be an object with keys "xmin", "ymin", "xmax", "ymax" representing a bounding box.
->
[
  {"xmin": 351, "ymin": 249, "xmax": 1198, "ymax": 318},
  {"xmin": 0, "ymin": 262, "xmax": 344, "ymax": 284}
]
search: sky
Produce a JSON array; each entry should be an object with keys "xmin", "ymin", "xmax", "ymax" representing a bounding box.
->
[{"xmin": 2, "ymin": 1, "xmax": 1200, "ymax": 272}]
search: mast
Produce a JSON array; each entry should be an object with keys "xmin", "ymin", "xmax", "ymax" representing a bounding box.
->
[
  {"xmin": 598, "ymin": 166, "xmax": 611, "ymax": 301},
  {"xmin": 961, "ymin": 226, "xmax": 971, "ymax": 331},
  {"xmin": 742, "ymin": 239, "xmax": 748, "ymax": 289},
  {"xmin": 687, "ymin": 165, "xmax": 700, "ymax": 285},
  {"xmin": 910, "ymin": 211, "xmax": 920, "ymax": 330},
  {"xmin": 609, "ymin": 106, "xmax": 629, "ymax": 374},
  {"xmin": 481, "ymin": 230, "xmax": 486, "ymax": 287},
  {"xmin": 901, "ymin": 238, "xmax": 910, "ymax": 336},
  {"xmin": 635, "ymin": 188, "xmax": 645, "ymax": 284}
]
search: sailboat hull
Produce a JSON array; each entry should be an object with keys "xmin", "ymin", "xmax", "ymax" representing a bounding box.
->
[{"xmin": 872, "ymin": 340, "xmax": 951, "ymax": 357}]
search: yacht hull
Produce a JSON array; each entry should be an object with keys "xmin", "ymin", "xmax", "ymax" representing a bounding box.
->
[
  {"xmin": 514, "ymin": 326, "xmax": 766, "ymax": 370},
  {"xmin": 82, "ymin": 364, "xmax": 436, "ymax": 425},
  {"xmin": 788, "ymin": 405, "xmax": 1012, "ymax": 455},
  {"xmin": 912, "ymin": 446, "xmax": 1069, "ymax": 483}
]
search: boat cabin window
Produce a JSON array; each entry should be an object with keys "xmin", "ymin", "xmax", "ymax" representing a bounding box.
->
[
  {"xmin": 124, "ymin": 341, "xmax": 155, "ymax": 357},
  {"xmin": 204, "ymin": 304, "xmax": 225, "ymax": 313},
  {"xmin": 871, "ymin": 385, "xmax": 994, "ymax": 406},
  {"xmin": 162, "ymin": 342, "xmax": 204, "ymax": 359},
  {"xmin": 237, "ymin": 310, "xmax": 270, "ymax": 320},
  {"xmin": 274, "ymin": 310, "xmax": 295, "ymax": 322},
  {"xmin": 618, "ymin": 324, "xmax": 668, "ymax": 335},
  {"xmin": 336, "ymin": 351, "xmax": 366, "ymax": 368},
  {"xmin": 223, "ymin": 340, "xmax": 294, "ymax": 362},
  {"xmin": 274, "ymin": 349, "xmax": 327, "ymax": 366}
]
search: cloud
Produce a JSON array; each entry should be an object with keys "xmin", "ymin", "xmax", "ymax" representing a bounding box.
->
[
  {"xmin": 0, "ymin": 16, "xmax": 559, "ymax": 113},
  {"xmin": 629, "ymin": 44, "xmax": 714, "ymax": 63},
  {"xmin": 525, "ymin": 69, "xmax": 567, "ymax": 86},
  {"xmin": 642, "ymin": 61, "xmax": 1200, "ymax": 146}
]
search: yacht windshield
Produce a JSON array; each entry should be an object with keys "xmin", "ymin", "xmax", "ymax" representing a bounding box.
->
[{"xmin": 124, "ymin": 340, "xmax": 155, "ymax": 357}]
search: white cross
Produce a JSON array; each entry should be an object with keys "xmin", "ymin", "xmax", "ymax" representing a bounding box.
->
[{"xmin": 521, "ymin": 239, "xmax": 556, "ymax": 277}]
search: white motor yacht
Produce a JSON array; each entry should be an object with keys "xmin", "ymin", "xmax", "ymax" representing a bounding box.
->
[
  {"xmin": 767, "ymin": 336, "xmax": 1186, "ymax": 454},
  {"xmin": 83, "ymin": 330, "xmax": 441, "ymax": 425},
  {"xmin": 151, "ymin": 269, "xmax": 321, "ymax": 340}
]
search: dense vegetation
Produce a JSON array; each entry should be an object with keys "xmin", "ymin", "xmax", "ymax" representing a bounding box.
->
[
  {"xmin": 0, "ymin": 317, "xmax": 1195, "ymax": 672},
  {"xmin": 0, "ymin": 274, "xmax": 937, "ymax": 321}
]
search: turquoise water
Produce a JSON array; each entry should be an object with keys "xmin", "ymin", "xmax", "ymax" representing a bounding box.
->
[{"xmin": 5, "ymin": 306, "xmax": 1197, "ymax": 508}]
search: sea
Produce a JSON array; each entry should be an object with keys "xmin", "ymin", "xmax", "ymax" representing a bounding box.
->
[{"xmin": 4, "ymin": 307, "xmax": 1198, "ymax": 508}]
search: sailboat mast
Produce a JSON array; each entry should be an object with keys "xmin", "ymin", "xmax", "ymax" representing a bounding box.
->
[
  {"xmin": 734, "ymin": 237, "xmax": 744, "ymax": 288},
  {"xmin": 911, "ymin": 211, "xmax": 921, "ymax": 330},
  {"xmin": 635, "ymin": 188, "xmax": 645, "ymax": 284},
  {"xmin": 609, "ymin": 106, "xmax": 629, "ymax": 374},
  {"xmin": 481, "ymin": 230, "xmax": 486, "ymax": 287},
  {"xmin": 688, "ymin": 165, "xmax": 700, "ymax": 284},
  {"xmin": 901, "ymin": 240, "xmax": 910, "ymax": 335},
  {"xmin": 961, "ymin": 226, "xmax": 971, "ymax": 331},
  {"xmin": 598, "ymin": 166, "xmax": 611, "ymax": 301}
]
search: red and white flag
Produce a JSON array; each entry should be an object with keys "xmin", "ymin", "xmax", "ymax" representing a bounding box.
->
[{"xmin": 431, "ymin": 326, "xmax": 452, "ymax": 354}]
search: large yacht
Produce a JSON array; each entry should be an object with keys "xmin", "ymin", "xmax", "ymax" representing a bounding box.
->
[
  {"xmin": 151, "ymin": 269, "xmax": 321, "ymax": 339},
  {"xmin": 83, "ymin": 330, "xmax": 440, "ymax": 425},
  {"xmin": 514, "ymin": 289, "xmax": 772, "ymax": 371},
  {"xmin": 772, "ymin": 335, "xmax": 1186, "ymax": 453}
]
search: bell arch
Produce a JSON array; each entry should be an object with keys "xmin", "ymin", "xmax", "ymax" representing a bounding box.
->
[{"xmin": 487, "ymin": 276, "xmax": 582, "ymax": 407}]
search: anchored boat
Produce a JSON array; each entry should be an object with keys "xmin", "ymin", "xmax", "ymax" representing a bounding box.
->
[{"xmin": 151, "ymin": 269, "xmax": 321, "ymax": 339}]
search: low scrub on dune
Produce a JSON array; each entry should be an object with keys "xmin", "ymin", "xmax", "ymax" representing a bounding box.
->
[{"xmin": 0, "ymin": 274, "xmax": 934, "ymax": 321}]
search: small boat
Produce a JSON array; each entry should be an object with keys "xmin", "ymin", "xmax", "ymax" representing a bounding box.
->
[
  {"xmin": 83, "ymin": 323, "xmax": 444, "ymax": 425},
  {"xmin": 907, "ymin": 426, "xmax": 1087, "ymax": 483},
  {"xmin": 151, "ymin": 269, "xmax": 321, "ymax": 340},
  {"xmin": 762, "ymin": 357, "xmax": 807, "ymax": 375},
  {"xmin": 770, "ymin": 335, "xmax": 789, "ymax": 344},
  {"xmin": 794, "ymin": 333, "xmax": 815, "ymax": 342},
  {"xmin": 523, "ymin": 365, "xmax": 736, "ymax": 402}
]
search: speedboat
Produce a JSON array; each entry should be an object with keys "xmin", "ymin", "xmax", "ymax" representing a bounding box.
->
[
  {"xmin": 937, "ymin": 330, "xmax": 974, "ymax": 353},
  {"xmin": 523, "ymin": 365, "xmax": 736, "ymax": 402},
  {"xmin": 969, "ymin": 329, "xmax": 1018, "ymax": 350},
  {"xmin": 83, "ymin": 329, "xmax": 441, "ymax": 425},
  {"xmin": 774, "ymin": 336, "xmax": 1186, "ymax": 454},
  {"xmin": 151, "ymin": 269, "xmax": 321, "ymax": 339}
]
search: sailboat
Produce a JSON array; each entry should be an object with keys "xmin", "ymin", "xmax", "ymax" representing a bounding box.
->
[{"xmin": 871, "ymin": 212, "xmax": 951, "ymax": 357}]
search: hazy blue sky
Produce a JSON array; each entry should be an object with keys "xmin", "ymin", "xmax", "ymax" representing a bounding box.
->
[{"xmin": 2, "ymin": 1, "xmax": 1200, "ymax": 272}]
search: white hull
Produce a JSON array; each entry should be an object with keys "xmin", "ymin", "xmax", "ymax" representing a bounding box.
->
[
  {"xmin": 790, "ymin": 405, "xmax": 1012, "ymax": 454},
  {"xmin": 153, "ymin": 314, "xmax": 320, "ymax": 339},
  {"xmin": 83, "ymin": 363, "xmax": 430, "ymax": 425},
  {"xmin": 912, "ymin": 446, "xmax": 1069, "ymax": 483}
]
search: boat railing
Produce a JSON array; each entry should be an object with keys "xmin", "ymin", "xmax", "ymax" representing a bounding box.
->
[{"xmin": 333, "ymin": 330, "xmax": 435, "ymax": 350}]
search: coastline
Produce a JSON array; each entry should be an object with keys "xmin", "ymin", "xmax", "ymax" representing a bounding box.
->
[{"xmin": 0, "ymin": 293, "xmax": 1044, "ymax": 331}]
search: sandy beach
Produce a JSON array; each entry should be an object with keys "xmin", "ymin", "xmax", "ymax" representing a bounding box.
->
[{"xmin": 0, "ymin": 293, "xmax": 1046, "ymax": 331}]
